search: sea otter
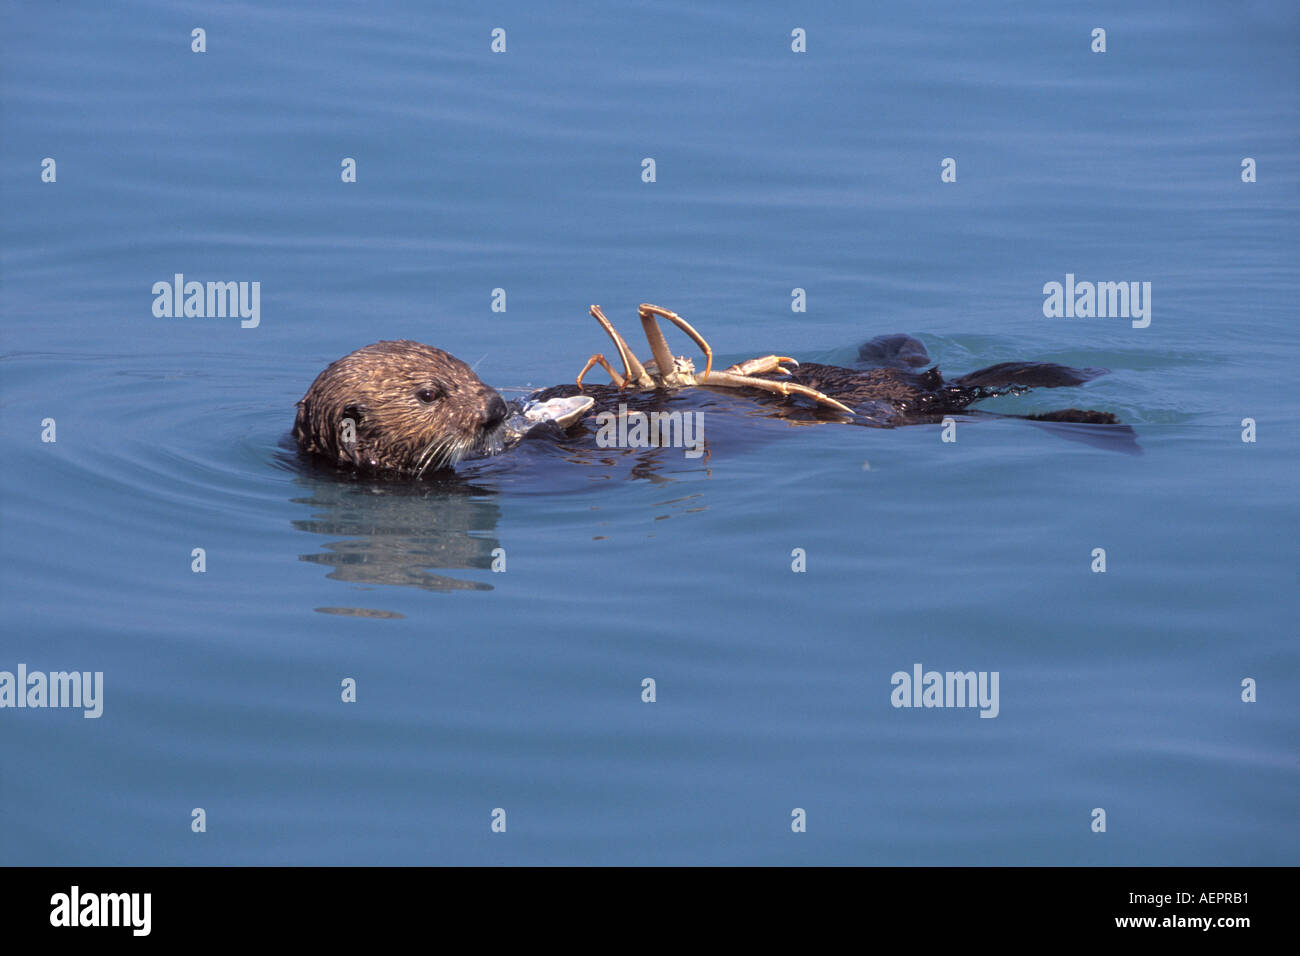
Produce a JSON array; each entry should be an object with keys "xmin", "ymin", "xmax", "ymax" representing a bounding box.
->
[
  {"xmin": 294, "ymin": 341, "xmax": 511, "ymax": 475},
  {"xmin": 294, "ymin": 327, "xmax": 1122, "ymax": 477}
]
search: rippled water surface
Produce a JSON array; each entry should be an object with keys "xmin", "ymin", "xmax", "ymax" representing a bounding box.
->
[{"xmin": 1, "ymin": 1, "xmax": 1296, "ymax": 864}]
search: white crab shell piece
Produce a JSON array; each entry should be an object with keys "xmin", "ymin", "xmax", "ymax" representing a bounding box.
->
[{"xmin": 521, "ymin": 395, "xmax": 594, "ymax": 428}]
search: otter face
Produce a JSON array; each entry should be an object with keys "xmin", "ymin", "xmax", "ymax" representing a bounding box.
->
[{"xmin": 294, "ymin": 340, "xmax": 509, "ymax": 476}]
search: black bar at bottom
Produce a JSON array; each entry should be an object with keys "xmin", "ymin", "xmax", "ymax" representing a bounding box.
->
[{"xmin": 0, "ymin": 866, "xmax": 1279, "ymax": 941}]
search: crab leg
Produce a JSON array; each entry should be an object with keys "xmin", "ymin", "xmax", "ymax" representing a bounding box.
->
[
  {"xmin": 725, "ymin": 355, "xmax": 799, "ymax": 376},
  {"xmin": 576, "ymin": 354, "xmax": 626, "ymax": 388},
  {"xmin": 589, "ymin": 305, "xmax": 653, "ymax": 388},
  {"xmin": 699, "ymin": 369, "xmax": 856, "ymax": 415},
  {"xmin": 638, "ymin": 304, "xmax": 714, "ymax": 381}
]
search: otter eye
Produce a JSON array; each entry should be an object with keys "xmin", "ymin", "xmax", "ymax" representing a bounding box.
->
[{"xmin": 416, "ymin": 388, "xmax": 442, "ymax": 405}]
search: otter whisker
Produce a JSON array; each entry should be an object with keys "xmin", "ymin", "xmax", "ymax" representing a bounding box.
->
[
  {"xmin": 440, "ymin": 434, "xmax": 472, "ymax": 471},
  {"xmin": 410, "ymin": 435, "xmax": 439, "ymax": 477},
  {"xmin": 414, "ymin": 436, "xmax": 448, "ymax": 478},
  {"xmin": 416, "ymin": 432, "xmax": 467, "ymax": 478}
]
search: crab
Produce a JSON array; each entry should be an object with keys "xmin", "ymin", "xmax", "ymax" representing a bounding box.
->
[{"xmin": 574, "ymin": 303, "xmax": 855, "ymax": 415}]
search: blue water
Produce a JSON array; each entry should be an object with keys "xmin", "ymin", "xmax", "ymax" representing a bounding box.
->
[{"xmin": 2, "ymin": 0, "xmax": 1296, "ymax": 865}]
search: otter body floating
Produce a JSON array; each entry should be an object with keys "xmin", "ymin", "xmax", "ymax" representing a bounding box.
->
[{"xmin": 295, "ymin": 306, "xmax": 1124, "ymax": 477}]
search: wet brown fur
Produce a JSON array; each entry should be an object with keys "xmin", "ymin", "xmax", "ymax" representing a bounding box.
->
[{"xmin": 294, "ymin": 340, "xmax": 508, "ymax": 476}]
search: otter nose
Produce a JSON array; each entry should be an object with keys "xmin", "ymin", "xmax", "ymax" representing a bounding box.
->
[{"xmin": 483, "ymin": 394, "xmax": 508, "ymax": 427}]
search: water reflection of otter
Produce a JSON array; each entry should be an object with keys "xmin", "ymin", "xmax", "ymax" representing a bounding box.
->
[
  {"xmin": 286, "ymin": 429, "xmax": 714, "ymax": 603},
  {"xmin": 290, "ymin": 461, "xmax": 503, "ymax": 594}
]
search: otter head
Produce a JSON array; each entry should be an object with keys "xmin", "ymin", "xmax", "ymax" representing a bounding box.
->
[{"xmin": 294, "ymin": 340, "xmax": 509, "ymax": 476}]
